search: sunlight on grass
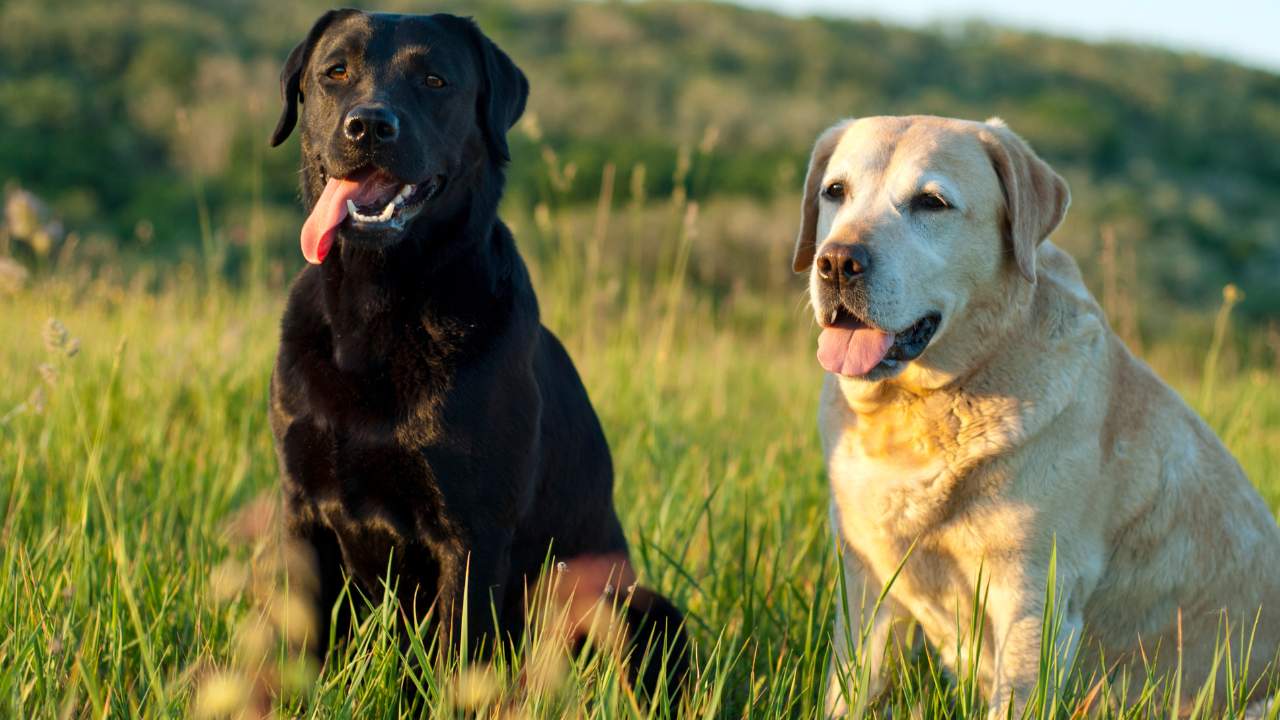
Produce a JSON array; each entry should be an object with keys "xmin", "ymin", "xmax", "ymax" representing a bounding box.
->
[{"xmin": 1, "ymin": 150, "xmax": 1277, "ymax": 718}]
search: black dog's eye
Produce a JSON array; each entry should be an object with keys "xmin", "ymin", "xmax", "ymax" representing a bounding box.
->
[
  {"xmin": 325, "ymin": 64, "xmax": 349, "ymax": 81},
  {"xmin": 822, "ymin": 182, "xmax": 845, "ymax": 201},
  {"xmin": 912, "ymin": 193, "xmax": 950, "ymax": 211},
  {"xmin": 424, "ymin": 74, "xmax": 447, "ymax": 89}
]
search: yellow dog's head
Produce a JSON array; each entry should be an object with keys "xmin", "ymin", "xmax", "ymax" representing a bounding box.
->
[{"xmin": 793, "ymin": 116, "xmax": 1069, "ymax": 389}]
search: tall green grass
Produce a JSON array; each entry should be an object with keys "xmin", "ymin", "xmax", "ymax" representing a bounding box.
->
[{"xmin": 1, "ymin": 149, "xmax": 1278, "ymax": 717}]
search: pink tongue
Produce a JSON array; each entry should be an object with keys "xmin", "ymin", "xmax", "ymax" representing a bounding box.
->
[
  {"xmin": 300, "ymin": 177, "xmax": 364, "ymax": 264},
  {"xmin": 817, "ymin": 326, "xmax": 896, "ymax": 377}
]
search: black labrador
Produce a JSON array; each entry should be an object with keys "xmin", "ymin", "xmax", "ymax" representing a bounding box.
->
[{"xmin": 266, "ymin": 9, "xmax": 688, "ymax": 702}]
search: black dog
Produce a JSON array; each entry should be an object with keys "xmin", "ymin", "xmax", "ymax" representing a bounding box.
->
[{"xmin": 266, "ymin": 9, "xmax": 688, "ymax": 703}]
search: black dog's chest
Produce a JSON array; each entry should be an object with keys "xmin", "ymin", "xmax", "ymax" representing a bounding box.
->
[
  {"xmin": 304, "ymin": 428, "xmax": 449, "ymax": 589},
  {"xmin": 276, "ymin": 335, "xmax": 452, "ymax": 549},
  {"xmin": 327, "ymin": 433, "xmax": 434, "ymax": 521}
]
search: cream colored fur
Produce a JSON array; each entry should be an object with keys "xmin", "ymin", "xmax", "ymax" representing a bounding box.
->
[{"xmin": 795, "ymin": 115, "xmax": 1280, "ymax": 718}]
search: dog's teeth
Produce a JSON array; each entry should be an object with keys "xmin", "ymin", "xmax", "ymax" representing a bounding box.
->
[
  {"xmin": 829, "ymin": 309, "xmax": 838, "ymax": 324},
  {"xmin": 348, "ymin": 198, "xmax": 384, "ymax": 223},
  {"xmin": 347, "ymin": 190, "xmax": 413, "ymax": 224},
  {"xmin": 392, "ymin": 184, "xmax": 415, "ymax": 207}
]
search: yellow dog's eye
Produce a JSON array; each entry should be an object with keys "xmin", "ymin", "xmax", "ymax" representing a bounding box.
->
[
  {"xmin": 822, "ymin": 182, "xmax": 845, "ymax": 200},
  {"xmin": 424, "ymin": 74, "xmax": 447, "ymax": 89},
  {"xmin": 326, "ymin": 64, "xmax": 348, "ymax": 81},
  {"xmin": 912, "ymin": 193, "xmax": 949, "ymax": 211}
]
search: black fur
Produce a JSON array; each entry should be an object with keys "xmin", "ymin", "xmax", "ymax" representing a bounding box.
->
[{"xmin": 267, "ymin": 9, "xmax": 688, "ymax": 703}]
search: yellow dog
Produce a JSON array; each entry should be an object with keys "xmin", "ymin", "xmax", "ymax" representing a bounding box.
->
[{"xmin": 794, "ymin": 115, "xmax": 1280, "ymax": 717}]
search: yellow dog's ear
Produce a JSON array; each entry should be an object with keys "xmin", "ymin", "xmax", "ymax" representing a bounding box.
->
[
  {"xmin": 978, "ymin": 118, "xmax": 1070, "ymax": 283},
  {"xmin": 793, "ymin": 120, "xmax": 852, "ymax": 273}
]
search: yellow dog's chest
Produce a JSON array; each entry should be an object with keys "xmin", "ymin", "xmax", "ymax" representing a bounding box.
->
[
  {"xmin": 821, "ymin": 375, "xmax": 1029, "ymax": 527},
  {"xmin": 826, "ymin": 418, "xmax": 1026, "ymax": 690},
  {"xmin": 822, "ymin": 373, "xmax": 1048, "ymax": 680},
  {"xmin": 827, "ymin": 429, "xmax": 949, "ymax": 529}
]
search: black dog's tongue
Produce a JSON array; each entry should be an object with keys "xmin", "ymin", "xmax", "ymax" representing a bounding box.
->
[{"xmin": 300, "ymin": 170, "xmax": 403, "ymax": 264}]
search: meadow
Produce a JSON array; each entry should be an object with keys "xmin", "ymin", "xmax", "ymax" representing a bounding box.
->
[
  {"xmin": 2, "ymin": 0, "xmax": 1279, "ymax": 713},
  {"xmin": 2, "ymin": 153, "xmax": 1279, "ymax": 719}
]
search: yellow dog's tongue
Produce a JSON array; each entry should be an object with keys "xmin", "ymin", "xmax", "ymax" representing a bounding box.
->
[
  {"xmin": 817, "ymin": 326, "xmax": 895, "ymax": 377},
  {"xmin": 300, "ymin": 177, "xmax": 363, "ymax": 264}
]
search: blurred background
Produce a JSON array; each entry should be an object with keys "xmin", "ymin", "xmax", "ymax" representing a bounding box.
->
[{"xmin": 2, "ymin": 0, "xmax": 1278, "ymax": 345}]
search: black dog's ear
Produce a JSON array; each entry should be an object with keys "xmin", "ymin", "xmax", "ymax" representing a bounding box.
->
[
  {"xmin": 269, "ymin": 9, "xmax": 359, "ymax": 148},
  {"xmin": 455, "ymin": 18, "xmax": 529, "ymax": 163}
]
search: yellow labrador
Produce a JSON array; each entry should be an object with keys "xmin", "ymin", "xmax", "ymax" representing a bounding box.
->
[{"xmin": 795, "ymin": 115, "xmax": 1280, "ymax": 717}]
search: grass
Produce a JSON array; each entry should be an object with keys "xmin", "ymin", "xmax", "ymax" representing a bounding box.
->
[{"xmin": 1, "ymin": 174, "xmax": 1279, "ymax": 718}]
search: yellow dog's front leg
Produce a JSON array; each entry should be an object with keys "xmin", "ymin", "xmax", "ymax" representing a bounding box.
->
[
  {"xmin": 825, "ymin": 534, "xmax": 916, "ymax": 719},
  {"xmin": 986, "ymin": 583, "xmax": 1083, "ymax": 720}
]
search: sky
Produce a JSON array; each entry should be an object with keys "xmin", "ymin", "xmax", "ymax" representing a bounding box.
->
[{"xmin": 737, "ymin": 0, "xmax": 1280, "ymax": 73}]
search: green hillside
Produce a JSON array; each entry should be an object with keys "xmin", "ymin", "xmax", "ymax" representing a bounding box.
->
[{"xmin": 2, "ymin": 0, "xmax": 1279, "ymax": 322}]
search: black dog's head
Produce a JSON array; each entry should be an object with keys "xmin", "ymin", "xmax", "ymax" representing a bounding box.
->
[{"xmin": 270, "ymin": 10, "xmax": 528, "ymax": 264}]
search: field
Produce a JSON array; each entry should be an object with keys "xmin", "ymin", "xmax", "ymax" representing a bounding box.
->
[
  {"xmin": 2, "ymin": 179, "xmax": 1279, "ymax": 719},
  {"xmin": 3, "ymin": 0, "xmax": 1280, "ymax": 714}
]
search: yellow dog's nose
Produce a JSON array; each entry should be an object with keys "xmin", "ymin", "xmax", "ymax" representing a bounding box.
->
[{"xmin": 816, "ymin": 243, "xmax": 871, "ymax": 286}]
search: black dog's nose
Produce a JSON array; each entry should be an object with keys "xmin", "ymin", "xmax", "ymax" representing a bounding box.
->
[
  {"xmin": 816, "ymin": 244, "xmax": 871, "ymax": 285},
  {"xmin": 343, "ymin": 104, "xmax": 400, "ymax": 145}
]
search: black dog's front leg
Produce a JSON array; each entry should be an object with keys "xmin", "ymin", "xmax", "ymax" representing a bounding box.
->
[
  {"xmin": 432, "ymin": 527, "xmax": 514, "ymax": 655},
  {"xmin": 293, "ymin": 521, "xmax": 352, "ymax": 656}
]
